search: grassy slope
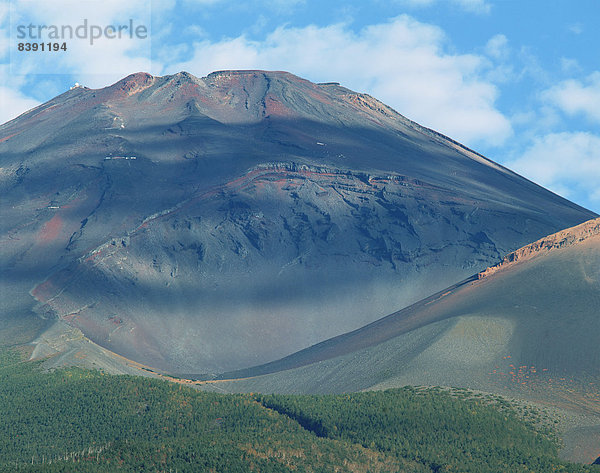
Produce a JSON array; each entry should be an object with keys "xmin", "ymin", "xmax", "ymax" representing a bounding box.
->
[{"xmin": 0, "ymin": 349, "xmax": 598, "ymax": 473}]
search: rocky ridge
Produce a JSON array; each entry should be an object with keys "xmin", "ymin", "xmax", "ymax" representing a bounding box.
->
[{"xmin": 479, "ymin": 217, "xmax": 600, "ymax": 279}]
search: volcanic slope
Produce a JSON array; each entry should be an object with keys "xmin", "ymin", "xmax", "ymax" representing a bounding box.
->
[
  {"xmin": 0, "ymin": 70, "xmax": 596, "ymax": 374},
  {"xmin": 209, "ymin": 218, "xmax": 600, "ymax": 462}
]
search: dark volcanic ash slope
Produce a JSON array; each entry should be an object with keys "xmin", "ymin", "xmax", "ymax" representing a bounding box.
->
[
  {"xmin": 212, "ymin": 218, "xmax": 600, "ymax": 464},
  {"xmin": 0, "ymin": 70, "xmax": 596, "ymax": 374},
  {"xmin": 212, "ymin": 219, "xmax": 600, "ymax": 463},
  {"xmin": 217, "ymin": 217, "xmax": 600, "ymax": 401}
]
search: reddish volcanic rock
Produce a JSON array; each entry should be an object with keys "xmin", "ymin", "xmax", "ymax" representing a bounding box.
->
[{"xmin": 479, "ymin": 217, "xmax": 600, "ymax": 279}]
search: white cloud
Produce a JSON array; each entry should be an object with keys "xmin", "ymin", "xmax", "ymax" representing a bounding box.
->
[
  {"xmin": 2, "ymin": 8, "xmax": 509, "ymax": 146},
  {"xmin": 0, "ymin": 84, "xmax": 40, "ymax": 124},
  {"xmin": 183, "ymin": 25, "xmax": 208, "ymax": 37},
  {"xmin": 0, "ymin": 4, "xmax": 8, "ymax": 28},
  {"xmin": 7, "ymin": 0, "xmax": 155, "ymax": 86},
  {"xmin": 508, "ymin": 132, "xmax": 600, "ymax": 210},
  {"xmin": 543, "ymin": 72, "xmax": 600, "ymax": 123},
  {"xmin": 485, "ymin": 34, "xmax": 509, "ymax": 60},
  {"xmin": 0, "ymin": 0, "xmax": 160, "ymax": 124},
  {"xmin": 11, "ymin": 0, "xmax": 149, "ymax": 28},
  {"xmin": 560, "ymin": 57, "xmax": 581, "ymax": 74},
  {"xmin": 165, "ymin": 16, "xmax": 512, "ymax": 147},
  {"xmin": 0, "ymin": 59, "xmax": 41, "ymax": 125}
]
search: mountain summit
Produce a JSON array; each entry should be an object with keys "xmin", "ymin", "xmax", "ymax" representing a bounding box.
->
[{"xmin": 0, "ymin": 70, "xmax": 596, "ymax": 374}]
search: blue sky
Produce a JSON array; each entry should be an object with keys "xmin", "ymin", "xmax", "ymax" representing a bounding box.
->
[{"xmin": 1, "ymin": 0, "xmax": 599, "ymax": 213}]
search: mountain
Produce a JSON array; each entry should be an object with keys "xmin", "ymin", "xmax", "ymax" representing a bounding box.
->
[
  {"xmin": 0, "ymin": 70, "xmax": 596, "ymax": 375},
  {"xmin": 216, "ymin": 216, "xmax": 600, "ymax": 387},
  {"xmin": 208, "ymin": 217, "xmax": 600, "ymax": 463}
]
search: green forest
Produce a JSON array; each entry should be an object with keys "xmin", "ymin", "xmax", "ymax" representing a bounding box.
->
[{"xmin": 0, "ymin": 348, "xmax": 598, "ymax": 473}]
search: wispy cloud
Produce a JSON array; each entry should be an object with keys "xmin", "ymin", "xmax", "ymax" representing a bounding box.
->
[
  {"xmin": 0, "ymin": 83, "xmax": 40, "ymax": 124},
  {"xmin": 0, "ymin": 0, "xmax": 158, "ymax": 122},
  {"xmin": 567, "ymin": 23, "xmax": 583, "ymax": 35},
  {"xmin": 508, "ymin": 132, "xmax": 600, "ymax": 209},
  {"xmin": 485, "ymin": 34, "xmax": 509, "ymax": 60},
  {"xmin": 165, "ymin": 15, "xmax": 511, "ymax": 147},
  {"xmin": 453, "ymin": 0, "xmax": 491, "ymax": 14},
  {"xmin": 560, "ymin": 57, "xmax": 581, "ymax": 74},
  {"xmin": 6, "ymin": 0, "xmax": 154, "ymax": 86},
  {"xmin": 543, "ymin": 72, "xmax": 600, "ymax": 123}
]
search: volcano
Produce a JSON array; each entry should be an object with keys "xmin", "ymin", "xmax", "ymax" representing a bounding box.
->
[
  {"xmin": 218, "ymin": 217, "xmax": 600, "ymax": 391},
  {"xmin": 0, "ymin": 70, "xmax": 596, "ymax": 374},
  {"xmin": 211, "ymin": 217, "xmax": 600, "ymax": 463}
]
